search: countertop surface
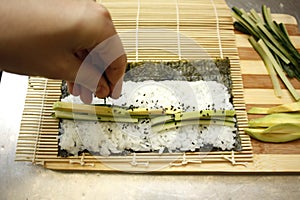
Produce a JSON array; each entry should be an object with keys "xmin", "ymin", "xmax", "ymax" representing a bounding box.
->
[{"xmin": 1, "ymin": 1, "xmax": 300, "ymax": 199}]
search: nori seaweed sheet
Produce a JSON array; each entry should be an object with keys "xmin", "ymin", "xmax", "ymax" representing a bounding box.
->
[
  {"xmin": 124, "ymin": 58, "xmax": 241, "ymax": 151},
  {"xmin": 58, "ymin": 58, "xmax": 242, "ymax": 156},
  {"xmin": 125, "ymin": 58, "xmax": 232, "ymax": 93}
]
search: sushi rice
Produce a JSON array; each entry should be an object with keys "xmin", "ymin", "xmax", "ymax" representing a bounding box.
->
[{"xmin": 59, "ymin": 80, "xmax": 237, "ymax": 156}]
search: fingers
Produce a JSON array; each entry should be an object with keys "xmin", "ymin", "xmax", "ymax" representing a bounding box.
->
[
  {"xmin": 67, "ymin": 81, "xmax": 74, "ymax": 94},
  {"xmin": 67, "ymin": 58, "xmax": 125, "ymax": 104},
  {"xmin": 68, "ymin": 54, "xmax": 125, "ymax": 103},
  {"xmin": 67, "ymin": 80, "xmax": 103, "ymax": 104},
  {"xmin": 90, "ymin": 34, "xmax": 127, "ymax": 99},
  {"xmin": 105, "ymin": 54, "xmax": 127, "ymax": 98},
  {"xmin": 71, "ymin": 58, "xmax": 109, "ymax": 102},
  {"xmin": 109, "ymin": 74, "xmax": 124, "ymax": 99},
  {"xmin": 95, "ymin": 74, "xmax": 110, "ymax": 98},
  {"xmin": 79, "ymin": 86, "xmax": 93, "ymax": 104},
  {"xmin": 67, "ymin": 81, "xmax": 81, "ymax": 96},
  {"xmin": 66, "ymin": 3, "xmax": 126, "ymax": 104}
]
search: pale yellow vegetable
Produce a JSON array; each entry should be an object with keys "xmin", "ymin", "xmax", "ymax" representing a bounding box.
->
[
  {"xmin": 248, "ymin": 101, "xmax": 300, "ymax": 114},
  {"xmin": 245, "ymin": 123, "xmax": 300, "ymax": 143},
  {"xmin": 248, "ymin": 113, "xmax": 300, "ymax": 127}
]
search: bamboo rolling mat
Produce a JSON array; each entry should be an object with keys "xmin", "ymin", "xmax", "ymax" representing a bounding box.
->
[{"xmin": 14, "ymin": 0, "xmax": 299, "ymax": 172}]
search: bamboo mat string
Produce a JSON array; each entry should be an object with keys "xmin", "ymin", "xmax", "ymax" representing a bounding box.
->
[
  {"xmin": 32, "ymin": 78, "xmax": 48, "ymax": 163},
  {"xmin": 175, "ymin": 0, "xmax": 182, "ymax": 60},
  {"xmin": 210, "ymin": 0, "xmax": 223, "ymax": 58},
  {"xmin": 135, "ymin": 0, "xmax": 141, "ymax": 62},
  {"xmin": 15, "ymin": 0, "xmax": 255, "ymax": 170}
]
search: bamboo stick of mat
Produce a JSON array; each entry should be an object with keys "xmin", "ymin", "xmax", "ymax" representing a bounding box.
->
[{"xmin": 15, "ymin": 0, "xmax": 252, "ymax": 171}]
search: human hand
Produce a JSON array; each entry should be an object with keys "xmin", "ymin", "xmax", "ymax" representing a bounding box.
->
[{"xmin": 0, "ymin": 0, "xmax": 127, "ymax": 103}]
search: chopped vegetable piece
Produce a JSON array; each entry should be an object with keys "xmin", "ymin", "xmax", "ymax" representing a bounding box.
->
[
  {"xmin": 53, "ymin": 101, "xmax": 128, "ymax": 116},
  {"xmin": 53, "ymin": 111, "xmax": 138, "ymax": 123},
  {"xmin": 248, "ymin": 102, "xmax": 300, "ymax": 114},
  {"xmin": 151, "ymin": 110, "xmax": 236, "ymax": 126},
  {"xmin": 248, "ymin": 113, "xmax": 300, "ymax": 127},
  {"xmin": 245, "ymin": 123, "xmax": 300, "ymax": 143},
  {"xmin": 257, "ymin": 39, "xmax": 300, "ymax": 101},
  {"xmin": 53, "ymin": 102, "xmax": 237, "ymax": 131},
  {"xmin": 53, "ymin": 101, "xmax": 178, "ymax": 118},
  {"xmin": 248, "ymin": 37, "xmax": 282, "ymax": 97},
  {"xmin": 152, "ymin": 119, "xmax": 236, "ymax": 133},
  {"xmin": 247, "ymin": 107, "xmax": 269, "ymax": 115},
  {"xmin": 232, "ymin": 5, "xmax": 300, "ymax": 95},
  {"xmin": 128, "ymin": 107, "xmax": 181, "ymax": 115},
  {"xmin": 268, "ymin": 101, "xmax": 300, "ymax": 113}
]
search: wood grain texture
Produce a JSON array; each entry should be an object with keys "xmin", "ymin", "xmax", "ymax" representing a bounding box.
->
[
  {"xmin": 242, "ymin": 75, "xmax": 300, "ymax": 89},
  {"xmin": 235, "ymin": 13, "xmax": 300, "ymax": 155}
]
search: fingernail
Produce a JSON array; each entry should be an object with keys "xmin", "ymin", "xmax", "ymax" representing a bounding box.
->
[{"xmin": 95, "ymin": 85, "xmax": 110, "ymax": 98}]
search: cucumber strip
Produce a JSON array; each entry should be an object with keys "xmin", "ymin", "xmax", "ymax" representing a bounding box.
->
[
  {"xmin": 262, "ymin": 5, "xmax": 300, "ymax": 61},
  {"xmin": 128, "ymin": 107, "xmax": 181, "ymax": 116},
  {"xmin": 257, "ymin": 39, "xmax": 300, "ymax": 101},
  {"xmin": 54, "ymin": 110, "xmax": 138, "ymax": 123},
  {"xmin": 152, "ymin": 119, "xmax": 236, "ymax": 133},
  {"xmin": 261, "ymin": 37, "xmax": 291, "ymax": 65},
  {"xmin": 231, "ymin": 10, "xmax": 259, "ymax": 39},
  {"xmin": 250, "ymin": 9, "xmax": 263, "ymax": 23},
  {"xmin": 151, "ymin": 115, "xmax": 173, "ymax": 125},
  {"xmin": 54, "ymin": 101, "xmax": 180, "ymax": 118},
  {"xmin": 262, "ymin": 5, "xmax": 274, "ymax": 30},
  {"xmin": 257, "ymin": 23, "xmax": 296, "ymax": 66},
  {"xmin": 273, "ymin": 22, "xmax": 300, "ymax": 59},
  {"xmin": 248, "ymin": 37, "xmax": 283, "ymax": 97},
  {"xmin": 232, "ymin": 5, "xmax": 300, "ymax": 87},
  {"xmin": 233, "ymin": 21, "xmax": 251, "ymax": 34},
  {"xmin": 278, "ymin": 22, "xmax": 300, "ymax": 59},
  {"xmin": 151, "ymin": 115, "xmax": 235, "ymax": 127},
  {"xmin": 151, "ymin": 110, "xmax": 236, "ymax": 126},
  {"xmin": 53, "ymin": 101, "xmax": 128, "ymax": 116}
]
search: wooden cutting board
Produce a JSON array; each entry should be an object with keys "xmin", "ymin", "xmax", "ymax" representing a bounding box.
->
[{"xmin": 236, "ymin": 14, "xmax": 300, "ymax": 156}]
